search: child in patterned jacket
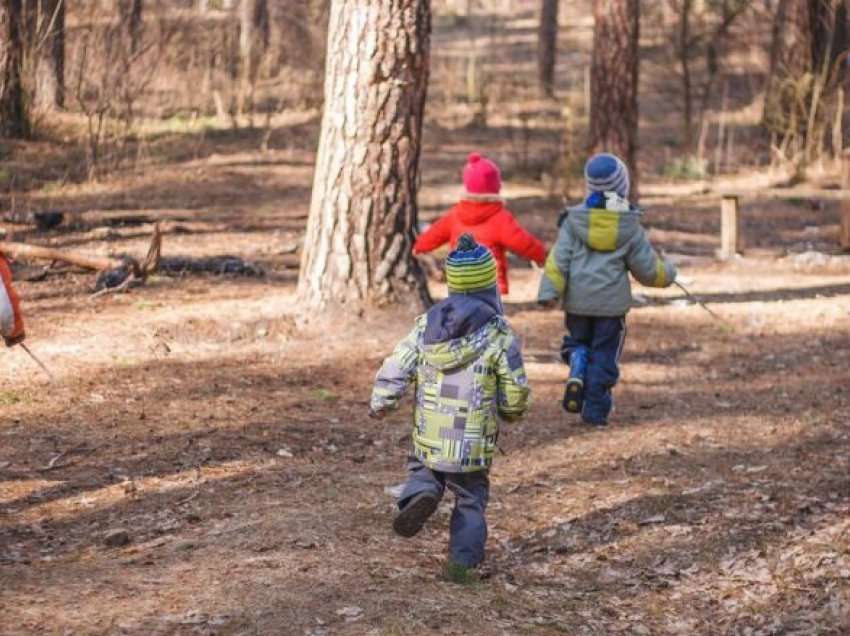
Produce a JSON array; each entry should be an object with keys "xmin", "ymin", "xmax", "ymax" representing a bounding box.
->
[{"xmin": 370, "ymin": 234, "xmax": 530, "ymax": 583}]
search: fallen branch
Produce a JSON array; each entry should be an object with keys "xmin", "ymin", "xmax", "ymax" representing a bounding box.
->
[
  {"xmin": 3, "ymin": 224, "xmax": 161, "ymax": 273},
  {"xmin": 2, "ymin": 224, "xmax": 162, "ymax": 292},
  {"xmin": 37, "ymin": 445, "xmax": 95, "ymax": 472},
  {"xmin": 1, "ymin": 241, "xmax": 121, "ymax": 271},
  {"xmin": 90, "ymin": 273, "xmax": 141, "ymax": 298}
]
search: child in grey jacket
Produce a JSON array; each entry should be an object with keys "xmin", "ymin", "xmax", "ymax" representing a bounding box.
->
[{"xmin": 538, "ymin": 153, "xmax": 676, "ymax": 426}]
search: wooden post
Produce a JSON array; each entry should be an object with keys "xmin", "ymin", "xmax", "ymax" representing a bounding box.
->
[
  {"xmin": 841, "ymin": 150, "xmax": 850, "ymax": 251},
  {"xmin": 719, "ymin": 194, "xmax": 741, "ymax": 260}
]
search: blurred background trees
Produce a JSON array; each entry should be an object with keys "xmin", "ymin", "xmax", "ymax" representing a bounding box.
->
[{"xmin": 0, "ymin": 0, "xmax": 845, "ymax": 192}]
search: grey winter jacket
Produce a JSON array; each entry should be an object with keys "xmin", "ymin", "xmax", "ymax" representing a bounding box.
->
[{"xmin": 538, "ymin": 202, "xmax": 677, "ymax": 316}]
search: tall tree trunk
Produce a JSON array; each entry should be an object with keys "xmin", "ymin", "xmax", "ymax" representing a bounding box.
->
[
  {"xmin": 238, "ymin": 0, "xmax": 269, "ymax": 115},
  {"xmin": 0, "ymin": 0, "xmax": 27, "ymax": 137},
  {"xmin": 537, "ymin": 0, "xmax": 558, "ymax": 97},
  {"xmin": 32, "ymin": 0, "xmax": 64, "ymax": 111},
  {"xmin": 677, "ymin": 0, "xmax": 693, "ymax": 149},
  {"xmin": 589, "ymin": 0, "xmax": 640, "ymax": 196},
  {"xmin": 118, "ymin": 0, "xmax": 143, "ymax": 56},
  {"xmin": 239, "ymin": 0, "xmax": 269, "ymax": 74},
  {"xmin": 298, "ymin": 0, "xmax": 432, "ymax": 313}
]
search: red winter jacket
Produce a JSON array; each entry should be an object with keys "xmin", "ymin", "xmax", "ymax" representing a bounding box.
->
[{"xmin": 414, "ymin": 200, "xmax": 546, "ymax": 294}]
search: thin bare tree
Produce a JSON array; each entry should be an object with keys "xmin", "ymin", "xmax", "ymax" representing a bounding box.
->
[
  {"xmin": 537, "ymin": 0, "xmax": 559, "ymax": 97},
  {"xmin": 237, "ymin": 0, "xmax": 269, "ymax": 116},
  {"xmin": 298, "ymin": 0, "xmax": 432, "ymax": 312},
  {"xmin": 118, "ymin": 0, "xmax": 143, "ymax": 55}
]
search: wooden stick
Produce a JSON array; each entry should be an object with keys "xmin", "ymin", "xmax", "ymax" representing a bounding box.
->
[{"xmin": 719, "ymin": 194, "xmax": 742, "ymax": 260}]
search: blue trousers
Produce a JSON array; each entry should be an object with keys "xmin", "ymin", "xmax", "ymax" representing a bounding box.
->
[
  {"xmin": 397, "ymin": 458, "xmax": 490, "ymax": 567},
  {"xmin": 561, "ymin": 314, "xmax": 626, "ymax": 424}
]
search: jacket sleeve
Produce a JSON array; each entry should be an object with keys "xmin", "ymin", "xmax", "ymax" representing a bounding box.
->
[
  {"xmin": 413, "ymin": 213, "xmax": 453, "ymax": 254},
  {"xmin": 625, "ymin": 229, "xmax": 677, "ymax": 288},
  {"xmin": 0, "ymin": 253, "xmax": 25, "ymax": 346},
  {"xmin": 537, "ymin": 222, "xmax": 574, "ymax": 303},
  {"xmin": 496, "ymin": 333, "xmax": 531, "ymax": 422},
  {"xmin": 370, "ymin": 320, "xmax": 423, "ymax": 413},
  {"xmin": 499, "ymin": 212, "xmax": 546, "ymax": 265}
]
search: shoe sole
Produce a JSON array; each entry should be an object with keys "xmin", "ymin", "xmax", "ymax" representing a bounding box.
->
[
  {"xmin": 393, "ymin": 493, "xmax": 439, "ymax": 538},
  {"xmin": 562, "ymin": 379, "xmax": 584, "ymax": 414}
]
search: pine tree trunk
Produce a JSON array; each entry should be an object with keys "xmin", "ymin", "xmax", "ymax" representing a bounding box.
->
[
  {"xmin": 537, "ymin": 0, "xmax": 558, "ymax": 97},
  {"xmin": 589, "ymin": 0, "xmax": 640, "ymax": 196},
  {"xmin": 118, "ymin": 0, "xmax": 143, "ymax": 56},
  {"xmin": 0, "ymin": 0, "xmax": 27, "ymax": 137},
  {"xmin": 298, "ymin": 0, "xmax": 432, "ymax": 313},
  {"xmin": 33, "ymin": 0, "xmax": 64, "ymax": 111}
]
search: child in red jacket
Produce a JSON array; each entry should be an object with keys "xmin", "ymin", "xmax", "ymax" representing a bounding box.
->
[{"xmin": 414, "ymin": 153, "xmax": 546, "ymax": 295}]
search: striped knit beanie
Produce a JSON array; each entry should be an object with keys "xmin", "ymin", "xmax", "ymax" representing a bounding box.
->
[
  {"xmin": 585, "ymin": 153, "xmax": 630, "ymax": 199},
  {"xmin": 445, "ymin": 233, "xmax": 498, "ymax": 293}
]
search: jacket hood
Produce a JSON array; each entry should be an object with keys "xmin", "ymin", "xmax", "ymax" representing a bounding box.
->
[
  {"xmin": 566, "ymin": 204, "xmax": 643, "ymax": 252},
  {"xmin": 422, "ymin": 289, "xmax": 504, "ymax": 370},
  {"xmin": 454, "ymin": 199, "xmax": 504, "ymax": 225}
]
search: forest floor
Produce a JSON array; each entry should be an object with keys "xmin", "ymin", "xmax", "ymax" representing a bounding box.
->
[{"xmin": 1, "ymin": 112, "xmax": 850, "ymax": 636}]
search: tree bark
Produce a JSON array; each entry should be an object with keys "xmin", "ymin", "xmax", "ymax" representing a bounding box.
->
[
  {"xmin": 537, "ymin": 0, "xmax": 559, "ymax": 97},
  {"xmin": 589, "ymin": 0, "xmax": 640, "ymax": 196},
  {"xmin": 32, "ymin": 0, "xmax": 64, "ymax": 111},
  {"xmin": 298, "ymin": 0, "xmax": 432, "ymax": 313},
  {"xmin": 0, "ymin": 0, "xmax": 26, "ymax": 137}
]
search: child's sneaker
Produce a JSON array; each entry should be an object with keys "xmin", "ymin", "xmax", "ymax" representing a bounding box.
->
[
  {"xmin": 562, "ymin": 347, "xmax": 588, "ymax": 414},
  {"xmin": 392, "ymin": 492, "xmax": 439, "ymax": 538},
  {"xmin": 444, "ymin": 561, "xmax": 479, "ymax": 585}
]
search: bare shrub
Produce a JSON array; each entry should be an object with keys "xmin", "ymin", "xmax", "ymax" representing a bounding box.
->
[{"xmin": 68, "ymin": 5, "xmax": 176, "ymax": 179}]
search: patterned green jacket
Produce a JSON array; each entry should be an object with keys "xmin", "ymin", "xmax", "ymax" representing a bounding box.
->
[{"xmin": 371, "ymin": 315, "xmax": 530, "ymax": 473}]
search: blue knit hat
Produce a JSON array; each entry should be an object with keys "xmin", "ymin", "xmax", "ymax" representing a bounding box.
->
[
  {"xmin": 585, "ymin": 153, "xmax": 630, "ymax": 199},
  {"xmin": 445, "ymin": 234, "xmax": 498, "ymax": 293}
]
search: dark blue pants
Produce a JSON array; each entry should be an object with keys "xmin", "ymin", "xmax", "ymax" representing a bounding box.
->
[
  {"xmin": 397, "ymin": 458, "xmax": 489, "ymax": 567},
  {"xmin": 561, "ymin": 314, "xmax": 626, "ymax": 425}
]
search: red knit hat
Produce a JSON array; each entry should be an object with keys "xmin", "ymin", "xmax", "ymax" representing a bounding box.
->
[{"xmin": 463, "ymin": 153, "xmax": 502, "ymax": 195}]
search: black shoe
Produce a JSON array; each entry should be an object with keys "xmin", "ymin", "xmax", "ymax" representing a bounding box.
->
[
  {"xmin": 562, "ymin": 378, "xmax": 584, "ymax": 414},
  {"xmin": 393, "ymin": 492, "xmax": 439, "ymax": 538}
]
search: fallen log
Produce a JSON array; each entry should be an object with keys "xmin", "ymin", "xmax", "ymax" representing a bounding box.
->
[
  {"xmin": 0, "ymin": 241, "xmax": 121, "ymax": 271},
  {"xmin": 1, "ymin": 224, "xmax": 162, "ymax": 292}
]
